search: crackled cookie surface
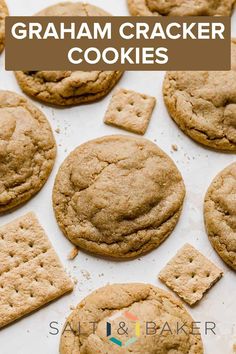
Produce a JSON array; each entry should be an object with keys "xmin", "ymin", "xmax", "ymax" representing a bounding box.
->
[
  {"xmin": 53, "ymin": 135, "xmax": 185, "ymax": 258},
  {"xmin": 0, "ymin": 0, "xmax": 8, "ymax": 53},
  {"xmin": 204, "ymin": 163, "xmax": 236, "ymax": 270},
  {"xmin": 128, "ymin": 0, "xmax": 235, "ymax": 16},
  {"xmin": 0, "ymin": 90, "xmax": 56, "ymax": 212},
  {"xmin": 15, "ymin": 2, "xmax": 122, "ymax": 106},
  {"xmin": 163, "ymin": 39, "xmax": 236, "ymax": 151},
  {"xmin": 60, "ymin": 283, "xmax": 203, "ymax": 354}
]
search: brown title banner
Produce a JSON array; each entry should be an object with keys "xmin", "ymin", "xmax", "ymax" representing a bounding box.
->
[{"xmin": 5, "ymin": 16, "xmax": 231, "ymax": 71}]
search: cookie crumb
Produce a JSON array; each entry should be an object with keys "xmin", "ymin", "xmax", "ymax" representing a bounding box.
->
[
  {"xmin": 172, "ymin": 144, "xmax": 178, "ymax": 151},
  {"xmin": 55, "ymin": 128, "xmax": 60, "ymax": 134},
  {"xmin": 81, "ymin": 270, "xmax": 91, "ymax": 280},
  {"xmin": 68, "ymin": 247, "xmax": 79, "ymax": 260}
]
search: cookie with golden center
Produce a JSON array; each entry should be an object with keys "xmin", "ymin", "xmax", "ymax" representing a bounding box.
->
[
  {"xmin": 15, "ymin": 2, "xmax": 122, "ymax": 106},
  {"xmin": 127, "ymin": 0, "xmax": 235, "ymax": 16},
  {"xmin": 60, "ymin": 283, "xmax": 203, "ymax": 354},
  {"xmin": 0, "ymin": 90, "xmax": 56, "ymax": 212},
  {"xmin": 163, "ymin": 39, "xmax": 236, "ymax": 151},
  {"xmin": 0, "ymin": 0, "xmax": 8, "ymax": 53},
  {"xmin": 53, "ymin": 135, "xmax": 185, "ymax": 259},
  {"xmin": 204, "ymin": 162, "xmax": 236, "ymax": 270}
]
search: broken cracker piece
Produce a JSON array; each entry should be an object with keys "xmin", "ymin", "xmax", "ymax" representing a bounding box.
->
[
  {"xmin": 68, "ymin": 247, "xmax": 79, "ymax": 260},
  {"xmin": 0, "ymin": 212, "xmax": 73, "ymax": 328},
  {"xmin": 104, "ymin": 88, "xmax": 156, "ymax": 135},
  {"xmin": 159, "ymin": 243, "xmax": 223, "ymax": 306}
]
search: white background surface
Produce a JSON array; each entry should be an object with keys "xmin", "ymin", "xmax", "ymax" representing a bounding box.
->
[{"xmin": 0, "ymin": 1, "xmax": 236, "ymax": 353}]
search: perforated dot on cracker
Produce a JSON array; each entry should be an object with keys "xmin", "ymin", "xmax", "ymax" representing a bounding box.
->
[
  {"xmin": 104, "ymin": 88, "xmax": 156, "ymax": 135},
  {"xmin": 0, "ymin": 212, "xmax": 73, "ymax": 328},
  {"xmin": 159, "ymin": 243, "xmax": 223, "ymax": 306}
]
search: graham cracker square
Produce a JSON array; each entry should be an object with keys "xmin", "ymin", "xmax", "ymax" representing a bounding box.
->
[
  {"xmin": 159, "ymin": 244, "xmax": 223, "ymax": 306},
  {"xmin": 104, "ymin": 88, "xmax": 156, "ymax": 135},
  {"xmin": 0, "ymin": 212, "xmax": 73, "ymax": 328}
]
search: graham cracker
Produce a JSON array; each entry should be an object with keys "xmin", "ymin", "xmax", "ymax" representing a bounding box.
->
[
  {"xmin": 0, "ymin": 212, "xmax": 73, "ymax": 328},
  {"xmin": 159, "ymin": 243, "xmax": 223, "ymax": 306},
  {"xmin": 104, "ymin": 88, "xmax": 156, "ymax": 135}
]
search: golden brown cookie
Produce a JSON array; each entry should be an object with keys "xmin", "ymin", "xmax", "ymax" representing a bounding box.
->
[
  {"xmin": 53, "ymin": 135, "xmax": 185, "ymax": 259},
  {"xmin": 60, "ymin": 283, "xmax": 203, "ymax": 354},
  {"xmin": 0, "ymin": 90, "xmax": 56, "ymax": 212},
  {"xmin": 15, "ymin": 2, "xmax": 122, "ymax": 106},
  {"xmin": 163, "ymin": 39, "xmax": 236, "ymax": 152},
  {"xmin": 204, "ymin": 162, "xmax": 236, "ymax": 270},
  {"xmin": 0, "ymin": 0, "xmax": 8, "ymax": 53},
  {"xmin": 127, "ymin": 0, "xmax": 235, "ymax": 16}
]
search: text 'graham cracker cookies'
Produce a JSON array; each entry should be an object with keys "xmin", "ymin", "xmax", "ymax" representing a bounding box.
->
[
  {"xmin": 104, "ymin": 88, "xmax": 156, "ymax": 135},
  {"xmin": 159, "ymin": 243, "xmax": 223, "ymax": 306},
  {"xmin": 0, "ymin": 212, "xmax": 73, "ymax": 328}
]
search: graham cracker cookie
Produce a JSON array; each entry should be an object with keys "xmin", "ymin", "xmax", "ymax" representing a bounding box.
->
[
  {"xmin": 0, "ymin": 0, "xmax": 8, "ymax": 53},
  {"xmin": 53, "ymin": 135, "xmax": 185, "ymax": 259},
  {"xmin": 159, "ymin": 244, "xmax": 223, "ymax": 306},
  {"xmin": 163, "ymin": 39, "xmax": 236, "ymax": 151},
  {"xmin": 60, "ymin": 283, "xmax": 203, "ymax": 354},
  {"xmin": 127, "ymin": 0, "xmax": 235, "ymax": 16},
  {"xmin": 0, "ymin": 212, "xmax": 73, "ymax": 329},
  {"xmin": 204, "ymin": 162, "xmax": 236, "ymax": 271},
  {"xmin": 15, "ymin": 2, "xmax": 122, "ymax": 106},
  {"xmin": 0, "ymin": 90, "xmax": 56, "ymax": 213},
  {"xmin": 104, "ymin": 88, "xmax": 156, "ymax": 135}
]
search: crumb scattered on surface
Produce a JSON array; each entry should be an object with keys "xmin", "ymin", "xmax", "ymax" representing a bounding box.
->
[
  {"xmin": 55, "ymin": 128, "xmax": 60, "ymax": 134},
  {"xmin": 172, "ymin": 144, "xmax": 178, "ymax": 151},
  {"xmin": 81, "ymin": 270, "xmax": 91, "ymax": 280},
  {"xmin": 68, "ymin": 247, "xmax": 79, "ymax": 260}
]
